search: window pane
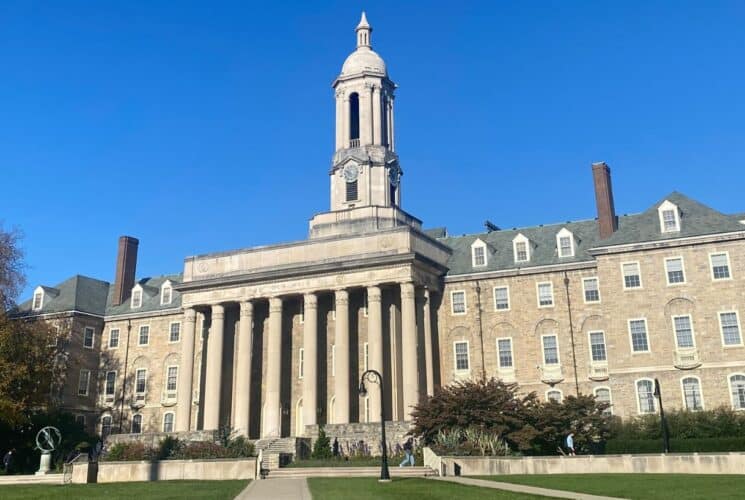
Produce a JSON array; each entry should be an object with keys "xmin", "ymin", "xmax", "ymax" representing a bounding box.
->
[
  {"xmin": 473, "ymin": 246, "xmax": 485, "ymax": 266},
  {"xmin": 637, "ymin": 380, "xmax": 655, "ymax": 413},
  {"xmin": 515, "ymin": 242, "xmax": 528, "ymax": 261},
  {"xmin": 712, "ymin": 254, "xmax": 731, "ymax": 279},
  {"xmin": 167, "ymin": 367, "xmax": 178, "ymax": 391},
  {"xmin": 110, "ymin": 329, "xmax": 119, "ymax": 348},
  {"xmin": 667, "ymin": 259, "xmax": 685, "ymax": 284},
  {"xmin": 731, "ymin": 375, "xmax": 745, "ymax": 410},
  {"xmin": 547, "ymin": 391, "xmax": 562, "ymax": 403},
  {"xmin": 543, "ymin": 336, "xmax": 558, "ymax": 364},
  {"xmin": 136, "ymin": 370, "xmax": 146, "ymax": 393},
  {"xmin": 630, "ymin": 320, "xmax": 649, "ymax": 352},
  {"xmin": 455, "ymin": 342, "xmax": 469, "ymax": 370},
  {"xmin": 132, "ymin": 415, "xmax": 142, "ymax": 434},
  {"xmin": 452, "ymin": 292, "xmax": 466, "ymax": 314},
  {"xmin": 590, "ymin": 332, "xmax": 607, "ymax": 362},
  {"xmin": 139, "ymin": 326, "xmax": 149, "ymax": 345},
  {"xmin": 595, "ymin": 388, "xmax": 612, "ymax": 415},
  {"xmin": 674, "ymin": 316, "xmax": 694, "ymax": 348},
  {"xmin": 538, "ymin": 283, "xmax": 553, "ymax": 306},
  {"xmin": 106, "ymin": 372, "xmax": 116, "ymax": 395},
  {"xmin": 170, "ymin": 323, "xmax": 180, "ymax": 342},
  {"xmin": 78, "ymin": 370, "xmax": 90, "ymax": 396},
  {"xmin": 84, "ymin": 328, "xmax": 94, "ymax": 347},
  {"xmin": 498, "ymin": 339, "xmax": 513, "ymax": 368},
  {"xmin": 163, "ymin": 414, "xmax": 174, "ymax": 433},
  {"xmin": 721, "ymin": 313, "xmax": 742, "ymax": 345},
  {"xmin": 682, "ymin": 378, "xmax": 703, "ymax": 411},
  {"xmin": 623, "ymin": 263, "xmax": 641, "ymax": 288},
  {"xmin": 663, "ymin": 210, "xmax": 677, "ymax": 231},
  {"xmin": 494, "ymin": 287, "xmax": 509, "ymax": 310},
  {"xmin": 584, "ymin": 278, "xmax": 600, "ymax": 302}
]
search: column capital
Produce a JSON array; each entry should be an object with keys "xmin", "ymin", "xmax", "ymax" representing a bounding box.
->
[
  {"xmin": 304, "ymin": 293, "xmax": 318, "ymax": 310},
  {"xmin": 400, "ymin": 282, "xmax": 415, "ymax": 300},
  {"xmin": 335, "ymin": 289, "xmax": 349, "ymax": 306},
  {"xmin": 211, "ymin": 304, "xmax": 225, "ymax": 319},
  {"xmin": 367, "ymin": 285, "xmax": 382, "ymax": 303},
  {"xmin": 239, "ymin": 301, "xmax": 254, "ymax": 316},
  {"xmin": 269, "ymin": 296, "xmax": 283, "ymax": 314},
  {"xmin": 184, "ymin": 307, "xmax": 197, "ymax": 323}
]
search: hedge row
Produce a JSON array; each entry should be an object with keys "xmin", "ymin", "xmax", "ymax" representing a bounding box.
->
[{"xmin": 605, "ymin": 437, "xmax": 745, "ymax": 454}]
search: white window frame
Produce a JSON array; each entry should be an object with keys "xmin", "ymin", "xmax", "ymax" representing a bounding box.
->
[
  {"xmin": 135, "ymin": 368, "xmax": 148, "ymax": 395},
  {"xmin": 298, "ymin": 347, "xmax": 304, "ymax": 380},
  {"xmin": 546, "ymin": 389, "xmax": 563, "ymax": 403},
  {"xmin": 658, "ymin": 200, "xmax": 681, "ymax": 233},
  {"xmin": 83, "ymin": 327, "xmax": 95, "ymax": 349},
  {"xmin": 131, "ymin": 285, "xmax": 143, "ymax": 309},
  {"xmin": 163, "ymin": 412, "xmax": 175, "ymax": 433},
  {"xmin": 496, "ymin": 337, "xmax": 513, "ymax": 369},
  {"xmin": 493, "ymin": 285, "xmax": 510, "ymax": 312},
  {"xmin": 672, "ymin": 314, "xmax": 696, "ymax": 349},
  {"xmin": 101, "ymin": 415, "xmax": 113, "ymax": 437},
  {"xmin": 621, "ymin": 261, "xmax": 643, "ymax": 290},
  {"xmin": 138, "ymin": 324, "xmax": 150, "ymax": 346},
  {"xmin": 593, "ymin": 386, "xmax": 613, "ymax": 415},
  {"xmin": 109, "ymin": 328, "xmax": 120, "ymax": 349},
  {"xmin": 453, "ymin": 340, "xmax": 471, "ymax": 373},
  {"xmin": 588, "ymin": 331, "xmax": 607, "ymax": 362},
  {"xmin": 536, "ymin": 281, "xmax": 554, "ymax": 308},
  {"xmin": 665, "ymin": 256, "xmax": 687, "ymax": 286},
  {"xmin": 450, "ymin": 290, "xmax": 467, "ymax": 315},
  {"xmin": 32, "ymin": 286, "xmax": 44, "ymax": 311},
  {"xmin": 635, "ymin": 378, "xmax": 657, "ymax": 414},
  {"xmin": 541, "ymin": 334, "xmax": 560, "ymax": 365},
  {"xmin": 728, "ymin": 373, "xmax": 745, "ymax": 410},
  {"xmin": 131, "ymin": 413, "xmax": 143, "ymax": 434},
  {"xmin": 104, "ymin": 370, "xmax": 117, "ymax": 396},
  {"xmin": 160, "ymin": 281, "xmax": 173, "ymax": 305},
  {"xmin": 582, "ymin": 277, "xmax": 601, "ymax": 304},
  {"xmin": 709, "ymin": 252, "xmax": 733, "ymax": 281},
  {"xmin": 513, "ymin": 233, "xmax": 530, "ymax": 263},
  {"xmin": 165, "ymin": 365, "xmax": 178, "ymax": 394},
  {"xmin": 168, "ymin": 322, "xmax": 181, "ymax": 343},
  {"xmin": 471, "ymin": 238, "xmax": 487, "ymax": 267},
  {"xmin": 78, "ymin": 369, "xmax": 91, "ymax": 396},
  {"xmin": 680, "ymin": 375, "xmax": 704, "ymax": 411},
  {"xmin": 556, "ymin": 228, "xmax": 575, "ymax": 258},
  {"xmin": 628, "ymin": 318, "xmax": 651, "ymax": 353},
  {"xmin": 719, "ymin": 310, "xmax": 743, "ymax": 347}
]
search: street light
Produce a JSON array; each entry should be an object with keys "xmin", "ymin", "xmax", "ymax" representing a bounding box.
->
[
  {"xmin": 359, "ymin": 369, "xmax": 391, "ymax": 482},
  {"xmin": 653, "ymin": 378, "xmax": 670, "ymax": 453}
]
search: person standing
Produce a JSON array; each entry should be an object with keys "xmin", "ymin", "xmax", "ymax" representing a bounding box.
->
[
  {"xmin": 399, "ymin": 438, "xmax": 414, "ymax": 467},
  {"xmin": 565, "ymin": 432, "xmax": 576, "ymax": 456},
  {"xmin": 3, "ymin": 448, "xmax": 14, "ymax": 474}
]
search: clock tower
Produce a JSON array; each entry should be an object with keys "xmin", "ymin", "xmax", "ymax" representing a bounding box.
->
[{"xmin": 310, "ymin": 13, "xmax": 414, "ymax": 238}]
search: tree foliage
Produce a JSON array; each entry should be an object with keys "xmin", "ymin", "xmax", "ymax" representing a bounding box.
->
[
  {"xmin": 0, "ymin": 224, "xmax": 24, "ymax": 311},
  {"xmin": 311, "ymin": 425, "xmax": 333, "ymax": 459}
]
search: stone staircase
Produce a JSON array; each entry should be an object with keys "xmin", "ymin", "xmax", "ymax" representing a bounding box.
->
[
  {"xmin": 255, "ymin": 437, "xmax": 299, "ymax": 470},
  {"xmin": 265, "ymin": 466, "xmax": 435, "ymax": 479}
]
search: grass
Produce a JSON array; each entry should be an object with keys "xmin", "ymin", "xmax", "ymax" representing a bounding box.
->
[
  {"xmin": 0, "ymin": 479, "xmax": 249, "ymax": 499},
  {"xmin": 480, "ymin": 474, "xmax": 745, "ymax": 500},
  {"xmin": 308, "ymin": 477, "xmax": 543, "ymax": 499}
]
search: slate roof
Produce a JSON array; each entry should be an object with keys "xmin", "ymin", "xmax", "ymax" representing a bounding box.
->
[
  {"xmin": 105, "ymin": 274, "xmax": 182, "ymax": 316},
  {"xmin": 438, "ymin": 192, "xmax": 745, "ymax": 277}
]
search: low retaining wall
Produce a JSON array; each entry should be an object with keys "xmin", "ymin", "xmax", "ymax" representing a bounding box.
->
[
  {"xmin": 70, "ymin": 457, "xmax": 256, "ymax": 484},
  {"xmin": 305, "ymin": 422, "xmax": 412, "ymax": 457},
  {"xmin": 106, "ymin": 430, "xmax": 217, "ymax": 448},
  {"xmin": 425, "ymin": 449, "xmax": 745, "ymax": 476}
]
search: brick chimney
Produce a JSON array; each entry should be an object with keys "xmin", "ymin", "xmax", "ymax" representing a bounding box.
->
[
  {"xmin": 592, "ymin": 162, "xmax": 618, "ymax": 239},
  {"xmin": 112, "ymin": 236, "xmax": 139, "ymax": 306}
]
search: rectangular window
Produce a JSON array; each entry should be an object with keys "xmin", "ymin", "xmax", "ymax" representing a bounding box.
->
[
  {"xmin": 33, "ymin": 292, "xmax": 43, "ymax": 310},
  {"xmin": 161, "ymin": 286, "xmax": 172, "ymax": 305},
  {"xmin": 138, "ymin": 325, "xmax": 150, "ymax": 346},
  {"xmin": 629, "ymin": 319, "xmax": 650, "ymax": 352},
  {"xmin": 131, "ymin": 289, "xmax": 142, "ymax": 308},
  {"xmin": 494, "ymin": 286, "xmax": 509, "ymax": 311},
  {"xmin": 537, "ymin": 282, "xmax": 554, "ymax": 307},
  {"xmin": 83, "ymin": 327, "xmax": 95, "ymax": 348},
  {"xmin": 682, "ymin": 378, "xmax": 703, "ymax": 411},
  {"xmin": 583, "ymin": 278, "xmax": 600, "ymax": 303},
  {"xmin": 542, "ymin": 335, "xmax": 559, "ymax": 365},
  {"xmin": 673, "ymin": 315, "xmax": 694, "ymax": 348},
  {"xmin": 169, "ymin": 323, "xmax": 181, "ymax": 342},
  {"xmin": 473, "ymin": 246, "xmax": 486, "ymax": 266},
  {"xmin": 589, "ymin": 331, "xmax": 607, "ymax": 362},
  {"xmin": 166, "ymin": 366, "xmax": 178, "ymax": 392},
  {"xmin": 666, "ymin": 257, "xmax": 686, "ymax": 284},
  {"xmin": 662, "ymin": 209, "xmax": 678, "ymax": 232},
  {"xmin": 515, "ymin": 241, "xmax": 528, "ymax": 262},
  {"xmin": 346, "ymin": 179, "xmax": 358, "ymax": 201},
  {"xmin": 720, "ymin": 312, "xmax": 742, "ymax": 346},
  {"xmin": 451, "ymin": 290, "xmax": 466, "ymax": 314},
  {"xmin": 454, "ymin": 341, "xmax": 470, "ymax": 371},
  {"xmin": 78, "ymin": 369, "xmax": 91, "ymax": 396},
  {"xmin": 623, "ymin": 262, "xmax": 642, "ymax": 289},
  {"xmin": 637, "ymin": 380, "xmax": 656, "ymax": 413},
  {"xmin": 109, "ymin": 329, "xmax": 120, "ymax": 349},
  {"xmin": 497, "ymin": 338, "xmax": 513, "ymax": 368},
  {"xmin": 595, "ymin": 388, "xmax": 612, "ymax": 416},
  {"xmin": 135, "ymin": 369, "xmax": 147, "ymax": 394},
  {"xmin": 711, "ymin": 253, "xmax": 731, "ymax": 280},
  {"xmin": 559, "ymin": 236, "xmax": 572, "ymax": 257},
  {"xmin": 105, "ymin": 371, "xmax": 116, "ymax": 396},
  {"xmin": 299, "ymin": 348, "xmax": 304, "ymax": 379}
]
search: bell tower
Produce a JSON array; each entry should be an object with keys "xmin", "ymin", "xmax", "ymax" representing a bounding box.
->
[{"xmin": 309, "ymin": 13, "xmax": 414, "ymax": 238}]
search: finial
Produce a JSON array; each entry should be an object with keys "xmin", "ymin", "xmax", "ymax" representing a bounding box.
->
[{"xmin": 356, "ymin": 12, "xmax": 372, "ymax": 48}]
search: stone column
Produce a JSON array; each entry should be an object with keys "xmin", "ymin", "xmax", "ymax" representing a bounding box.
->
[
  {"xmin": 334, "ymin": 289, "xmax": 350, "ymax": 424},
  {"xmin": 204, "ymin": 304, "xmax": 225, "ymax": 430},
  {"xmin": 233, "ymin": 301, "xmax": 253, "ymax": 436},
  {"xmin": 400, "ymin": 282, "xmax": 419, "ymax": 420},
  {"xmin": 372, "ymin": 86, "xmax": 381, "ymax": 145},
  {"xmin": 423, "ymin": 289, "xmax": 435, "ymax": 397},
  {"xmin": 335, "ymin": 90, "xmax": 343, "ymax": 150},
  {"xmin": 302, "ymin": 293, "xmax": 318, "ymax": 432},
  {"xmin": 176, "ymin": 308, "xmax": 196, "ymax": 432},
  {"xmin": 343, "ymin": 96, "xmax": 350, "ymax": 147},
  {"xmin": 389, "ymin": 97, "xmax": 395, "ymax": 151},
  {"xmin": 367, "ymin": 286, "xmax": 383, "ymax": 422},
  {"xmin": 263, "ymin": 297, "xmax": 283, "ymax": 437}
]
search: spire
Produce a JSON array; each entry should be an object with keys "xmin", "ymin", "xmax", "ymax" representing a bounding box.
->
[{"xmin": 356, "ymin": 12, "xmax": 372, "ymax": 48}]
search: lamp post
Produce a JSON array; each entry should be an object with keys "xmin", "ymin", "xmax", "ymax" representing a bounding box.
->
[
  {"xmin": 359, "ymin": 369, "xmax": 391, "ymax": 482},
  {"xmin": 654, "ymin": 378, "xmax": 670, "ymax": 453}
]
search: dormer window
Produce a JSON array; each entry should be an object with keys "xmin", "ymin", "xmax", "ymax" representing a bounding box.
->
[
  {"xmin": 161, "ymin": 282, "xmax": 172, "ymax": 306},
  {"xmin": 658, "ymin": 200, "xmax": 681, "ymax": 233},
  {"xmin": 131, "ymin": 286, "xmax": 143, "ymax": 309},
  {"xmin": 513, "ymin": 233, "xmax": 530, "ymax": 263},
  {"xmin": 556, "ymin": 228, "xmax": 575, "ymax": 258},
  {"xmin": 32, "ymin": 287, "xmax": 44, "ymax": 311},
  {"xmin": 471, "ymin": 239, "xmax": 487, "ymax": 267}
]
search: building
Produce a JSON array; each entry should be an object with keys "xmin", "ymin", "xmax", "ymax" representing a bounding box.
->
[{"xmin": 16, "ymin": 14, "xmax": 745, "ymax": 441}]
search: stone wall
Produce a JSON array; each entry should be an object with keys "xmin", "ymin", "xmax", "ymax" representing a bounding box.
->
[
  {"xmin": 106, "ymin": 430, "xmax": 217, "ymax": 448},
  {"xmin": 305, "ymin": 422, "xmax": 413, "ymax": 457},
  {"xmin": 71, "ymin": 457, "xmax": 256, "ymax": 483}
]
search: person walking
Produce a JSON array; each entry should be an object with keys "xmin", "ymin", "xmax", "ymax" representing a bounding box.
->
[
  {"xmin": 565, "ymin": 432, "xmax": 576, "ymax": 456},
  {"xmin": 3, "ymin": 448, "xmax": 15, "ymax": 474},
  {"xmin": 399, "ymin": 438, "xmax": 415, "ymax": 467}
]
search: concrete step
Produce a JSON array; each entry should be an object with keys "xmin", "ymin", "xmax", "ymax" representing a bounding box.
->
[
  {"xmin": 0, "ymin": 474, "xmax": 63, "ymax": 485},
  {"xmin": 266, "ymin": 466, "xmax": 434, "ymax": 479}
]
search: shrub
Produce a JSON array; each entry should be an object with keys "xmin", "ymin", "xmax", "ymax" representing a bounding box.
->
[
  {"xmin": 104, "ymin": 442, "xmax": 156, "ymax": 461},
  {"xmin": 606, "ymin": 437, "xmax": 745, "ymax": 454},
  {"xmin": 312, "ymin": 425, "xmax": 333, "ymax": 459},
  {"xmin": 156, "ymin": 436, "xmax": 182, "ymax": 460},
  {"xmin": 170, "ymin": 441, "xmax": 227, "ymax": 460},
  {"xmin": 227, "ymin": 436, "xmax": 255, "ymax": 458}
]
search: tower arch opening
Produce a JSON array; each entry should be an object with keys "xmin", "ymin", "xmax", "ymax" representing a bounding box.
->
[{"xmin": 349, "ymin": 92, "xmax": 360, "ymax": 145}]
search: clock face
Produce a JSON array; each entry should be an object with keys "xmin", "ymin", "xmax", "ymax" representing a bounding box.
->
[
  {"xmin": 389, "ymin": 167, "xmax": 400, "ymax": 186},
  {"xmin": 343, "ymin": 164, "xmax": 359, "ymax": 182}
]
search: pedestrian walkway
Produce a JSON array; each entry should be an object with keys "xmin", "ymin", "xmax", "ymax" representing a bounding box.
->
[
  {"xmin": 430, "ymin": 476, "xmax": 628, "ymax": 500},
  {"xmin": 235, "ymin": 478, "xmax": 312, "ymax": 500}
]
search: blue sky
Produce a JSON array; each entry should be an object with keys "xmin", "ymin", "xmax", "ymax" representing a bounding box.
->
[{"xmin": 3, "ymin": 1, "xmax": 744, "ymax": 300}]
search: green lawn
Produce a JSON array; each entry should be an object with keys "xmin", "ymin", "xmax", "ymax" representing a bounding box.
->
[
  {"xmin": 308, "ymin": 477, "xmax": 543, "ymax": 499},
  {"xmin": 480, "ymin": 474, "xmax": 745, "ymax": 500},
  {"xmin": 0, "ymin": 480, "xmax": 248, "ymax": 499}
]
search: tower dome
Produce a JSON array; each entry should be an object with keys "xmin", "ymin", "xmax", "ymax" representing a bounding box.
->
[{"xmin": 339, "ymin": 12, "xmax": 387, "ymax": 77}]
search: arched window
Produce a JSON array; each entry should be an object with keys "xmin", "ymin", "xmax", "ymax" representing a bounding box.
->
[
  {"xmin": 681, "ymin": 377, "xmax": 703, "ymax": 411},
  {"xmin": 131, "ymin": 414, "xmax": 143, "ymax": 434},
  {"xmin": 729, "ymin": 374, "xmax": 745, "ymax": 409},
  {"xmin": 101, "ymin": 415, "xmax": 112, "ymax": 439},
  {"xmin": 163, "ymin": 412, "xmax": 175, "ymax": 433},
  {"xmin": 594, "ymin": 387, "xmax": 613, "ymax": 415},
  {"xmin": 636, "ymin": 379, "xmax": 656, "ymax": 414},
  {"xmin": 349, "ymin": 93, "xmax": 360, "ymax": 143}
]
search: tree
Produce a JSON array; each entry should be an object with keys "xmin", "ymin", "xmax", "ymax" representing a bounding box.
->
[
  {"xmin": 0, "ymin": 224, "xmax": 24, "ymax": 311},
  {"xmin": 311, "ymin": 425, "xmax": 333, "ymax": 459}
]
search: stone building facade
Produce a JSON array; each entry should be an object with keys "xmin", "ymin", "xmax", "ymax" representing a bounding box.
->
[{"xmin": 15, "ymin": 14, "xmax": 745, "ymax": 439}]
